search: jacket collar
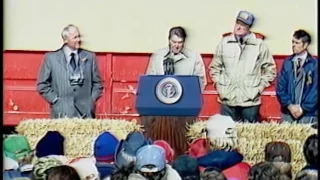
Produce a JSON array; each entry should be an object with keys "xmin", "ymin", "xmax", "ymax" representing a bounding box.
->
[
  {"xmin": 59, "ymin": 44, "xmax": 88, "ymax": 62},
  {"xmin": 290, "ymin": 52, "xmax": 314, "ymax": 64},
  {"xmin": 163, "ymin": 46, "xmax": 189, "ymax": 60},
  {"xmin": 227, "ymin": 32, "xmax": 258, "ymax": 45}
]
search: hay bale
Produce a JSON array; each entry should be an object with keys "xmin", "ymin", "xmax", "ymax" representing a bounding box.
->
[
  {"xmin": 186, "ymin": 121, "xmax": 316, "ymax": 176},
  {"xmin": 16, "ymin": 118, "xmax": 142, "ymax": 159}
]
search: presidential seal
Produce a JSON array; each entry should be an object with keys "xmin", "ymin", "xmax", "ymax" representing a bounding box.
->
[{"xmin": 155, "ymin": 77, "xmax": 183, "ymax": 104}]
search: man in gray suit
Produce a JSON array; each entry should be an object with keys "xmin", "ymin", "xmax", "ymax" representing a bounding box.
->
[{"xmin": 36, "ymin": 24, "xmax": 103, "ymax": 119}]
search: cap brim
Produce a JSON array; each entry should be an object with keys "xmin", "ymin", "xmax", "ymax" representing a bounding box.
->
[
  {"xmin": 114, "ymin": 140, "xmax": 136, "ymax": 168},
  {"xmin": 236, "ymin": 18, "xmax": 250, "ymax": 26},
  {"xmin": 114, "ymin": 140, "xmax": 125, "ymax": 168}
]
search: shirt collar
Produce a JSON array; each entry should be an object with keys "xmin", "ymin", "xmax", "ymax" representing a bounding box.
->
[
  {"xmin": 63, "ymin": 45, "xmax": 78, "ymax": 58},
  {"xmin": 296, "ymin": 50, "xmax": 308, "ymax": 60},
  {"xmin": 294, "ymin": 50, "xmax": 308, "ymax": 64}
]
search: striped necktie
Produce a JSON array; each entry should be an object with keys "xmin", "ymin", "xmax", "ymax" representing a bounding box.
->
[{"xmin": 296, "ymin": 58, "xmax": 302, "ymax": 77}]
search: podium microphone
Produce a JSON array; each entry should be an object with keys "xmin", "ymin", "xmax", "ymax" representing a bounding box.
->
[{"xmin": 163, "ymin": 58, "xmax": 175, "ymax": 75}]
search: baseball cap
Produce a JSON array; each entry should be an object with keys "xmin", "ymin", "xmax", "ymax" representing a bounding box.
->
[
  {"xmin": 153, "ymin": 140, "xmax": 174, "ymax": 164},
  {"xmin": 136, "ymin": 145, "xmax": 166, "ymax": 172},
  {"xmin": 236, "ymin": 10, "xmax": 255, "ymax": 27},
  {"xmin": 93, "ymin": 131, "xmax": 119, "ymax": 163},
  {"xmin": 206, "ymin": 114, "xmax": 236, "ymax": 139}
]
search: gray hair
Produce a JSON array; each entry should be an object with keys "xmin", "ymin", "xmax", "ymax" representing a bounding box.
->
[{"xmin": 61, "ymin": 24, "xmax": 78, "ymax": 40}]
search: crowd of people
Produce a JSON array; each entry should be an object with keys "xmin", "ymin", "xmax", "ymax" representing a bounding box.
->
[{"xmin": 3, "ymin": 114, "xmax": 318, "ymax": 180}]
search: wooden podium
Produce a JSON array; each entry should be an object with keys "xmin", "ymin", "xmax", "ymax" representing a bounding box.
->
[{"xmin": 135, "ymin": 75, "xmax": 203, "ymax": 157}]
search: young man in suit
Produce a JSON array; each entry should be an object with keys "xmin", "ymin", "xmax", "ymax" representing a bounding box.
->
[
  {"xmin": 36, "ymin": 24, "xmax": 103, "ymax": 119},
  {"xmin": 276, "ymin": 29, "xmax": 318, "ymax": 124}
]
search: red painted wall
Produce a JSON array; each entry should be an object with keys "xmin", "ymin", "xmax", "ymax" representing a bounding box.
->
[{"xmin": 3, "ymin": 51, "xmax": 287, "ymax": 125}]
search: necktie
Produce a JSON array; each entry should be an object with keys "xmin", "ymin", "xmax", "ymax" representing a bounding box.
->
[
  {"xmin": 239, "ymin": 37, "xmax": 244, "ymax": 44},
  {"xmin": 296, "ymin": 58, "xmax": 302, "ymax": 77},
  {"xmin": 163, "ymin": 58, "xmax": 175, "ymax": 75},
  {"xmin": 70, "ymin": 53, "xmax": 76, "ymax": 70}
]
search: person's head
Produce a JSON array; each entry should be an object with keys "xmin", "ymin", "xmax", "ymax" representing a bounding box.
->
[
  {"xmin": 200, "ymin": 167, "xmax": 226, "ymax": 180},
  {"xmin": 265, "ymin": 141, "xmax": 291, "ymax": 163},
  {"xmin": 205, "ymin": 114, "xmax": 238, "ymax": 151},
  {"xmin": 61, "ymin": 24, "xmax": 81, "ymax": 50},
  {"xmin": 303, "ymin": 134, "xmax": 318, "ymax": 165},
  {"xmin": 172, "ymin": 155, "xmax": 200, "ymax": 180},
  {"xmin": 234, "ymin": 10, "xmax": 254, "ymax": 37},
  {"xmin": 32, "ymin": 157, "xmax": 63, "ymax": 180},
  {"xmin": 47, "ymin": 165, "xmax": 81, "ymax": 180},
  {"xmin": 69, "ymin": 157, "xmax": 100, "ymax": 180},
  {"xmin": 135, "ymin": 145, "xmax": 167, "ymax": 180},
  {"xmin": 168, "ymin": 26, "xmax": 187, "ymax": 54},
  {"xmin": 110, "ymin": 162, "xmax": 135, "ymax": 180},
  {"xmin": 265, "ymin": 141, "xmax": 292, "ymax": 178},
  {"xmin": 292, "ymin": 29, "xmax": 311, "ymax": 54},
  {"xmin": 295, "ymin": 169, "xmax": 318, "ymax": 180},
  {"xmin": 153, "ymin": 140, "xmax": 175, "ymax": 164},
  {"xmin": 248, "ymin": 161, "xmax": 282, "ymax": 180}
]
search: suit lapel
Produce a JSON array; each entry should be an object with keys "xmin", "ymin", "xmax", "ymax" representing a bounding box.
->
[
  {"xmin": 56, "ymin": 48, "xmax": 68, "ymax": 71},
  {"xmin": 78, "ymin": 49, "xmax": 88, "ymax": 67}
]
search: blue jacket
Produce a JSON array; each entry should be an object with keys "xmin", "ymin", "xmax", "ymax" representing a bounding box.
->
[
  {"xmin": 197, "ymin": 150, "xmax": 243, "ymax": 170},
  {"xmin": 276, "ymin": 53, "xmax": 318, "ymax": 116}
]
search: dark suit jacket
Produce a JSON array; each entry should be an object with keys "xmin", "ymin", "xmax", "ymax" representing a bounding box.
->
[{"xmin": 36, "ymin": 45, "xmax": 103, "ymax": 118}]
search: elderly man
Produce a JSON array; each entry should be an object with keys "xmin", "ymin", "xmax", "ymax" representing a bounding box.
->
[
  {"xmin": 276, "ymin": 30, "xmax": 318, "ymax": 124},
  {"xmin": 144, "ymin": 26, "xmax": 207, "ymax": 157},
  {"xmin": 209, "ymin": 11, "xmax": 276, "ymax": 123},
  {"xmin": 146, "ymin": 26, "xmax": 207, "ymax": 92},
  {"xmin": 36, "ymin": 24, "xmax": 103, "ymax": 119}
]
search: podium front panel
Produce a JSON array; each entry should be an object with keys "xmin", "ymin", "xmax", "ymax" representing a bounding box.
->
[{"xmin": 135, "ymin": 75, "xmax": 203, "ymax": 116}]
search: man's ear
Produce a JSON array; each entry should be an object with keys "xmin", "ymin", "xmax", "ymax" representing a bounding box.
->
[
  {"xmin": 303, "ymin": 42, "xmax": 309, "ymax": 49},
  {"xmin": 63, "ymin": 38, "xmax": 68, "ymax": 44}
]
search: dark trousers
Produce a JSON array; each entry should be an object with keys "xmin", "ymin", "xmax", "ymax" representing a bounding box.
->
[{"xmin": 220, "ymin": 104, "xmax": 260, "ymax": 123}]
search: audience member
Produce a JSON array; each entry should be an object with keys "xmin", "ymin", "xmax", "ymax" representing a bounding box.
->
[
  {"xmin": 32, "ymin": 156, "xmax": 63, "ymax": 180},
  {"xmin": 248, "ymin": 161, "xmax": 287, "ymax": 180},
  {"xmin": 264, "ymin": 141, "xmax": 292, "ymax": 178},
  {"xmin": 154, "ymin": 140, "xmax": 175, "ymax": 164},
  {"xmin": 200, "ymin": 167, "xmax": 226, "ymax": 180},
  {"xmin": 172, "ymin": 155, "xmax": 200, "ymax": 180},
  {"xmin": 109, "ymin": 162, "xmax": 135, "ymax": 180},
  {"xmin": 301, "ymin": 134, "xmax": 318, "ymax": 170},
  {"xmin": 198, "ymin": 114, "xmax": 250, "ymax": 180},
  {"xmin": 133, "ymin": 145, "xmax": 181, "ymax": 180},
  {"xmin": 46, "ymin": 165, "xmax": 81, "ymax": 180}
]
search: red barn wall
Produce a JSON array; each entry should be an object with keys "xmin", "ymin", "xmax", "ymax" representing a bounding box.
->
[{"xmin": 3, "ymin": 50, "xmax": 290, "ymax": 126}]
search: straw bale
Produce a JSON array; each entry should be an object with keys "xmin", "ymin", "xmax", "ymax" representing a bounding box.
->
[
  {"xmin": 16, "ymin": 118, "xmax": 142, "ymax": 159},
  {"xmin": 186, "ymin": 121, "xmax": 316, "ymax": 175}
]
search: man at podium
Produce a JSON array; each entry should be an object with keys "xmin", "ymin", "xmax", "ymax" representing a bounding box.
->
[
  {"xmin": 145, "ymin": 26, "xmax": 207, "ymax": 92},
  {"xmin": 142, "ymin": 26, "xmax": 206, "ymax": 156}
]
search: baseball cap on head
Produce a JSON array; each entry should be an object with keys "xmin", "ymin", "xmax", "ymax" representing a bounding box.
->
[
  {"xmin": 93, "ymin": 131, "xmax": 119, "ymax": 163},
  {"xmin": 114, "ymin": 131, "xmax": 152, "ymax": 168},
  {"xmin": 236, "ymin": 10, "xmax": 255, "ymax": 27},
  {"xmin": 153, "ymin": 140, "xmax": 174, "ymax": 164},
  {"xmin": 136, "ymin": 145, "xmax": 166, "ymax": 173},
  {"xmin": 206, "ymin": 114, "xmax": 236, "ymax": 139},
  {"xmin": 69, "ymin": 157, "xmax": 99, "ymax": 180},
  {"xmin": 172, "ymin": 155, "xmax": 199, "ymax": 178}
]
